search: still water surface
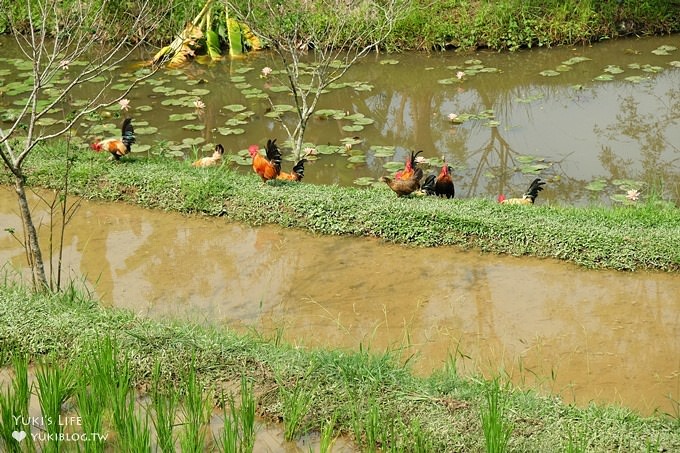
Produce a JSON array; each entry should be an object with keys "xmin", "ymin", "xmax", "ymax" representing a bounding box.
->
[
  {"xmin": 1, "ymin": 35, "xmax": 679, "ymax": 204},
  {"xmin": 1, "ymin": 188, "xmax": 678, "ymax": 417}
]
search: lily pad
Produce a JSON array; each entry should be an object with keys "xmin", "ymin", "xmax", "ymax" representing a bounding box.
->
[
  {"xmin": 183, "ymin": 124, "xmax": 205, "ymax": 131},
  {"xmin": 36, "ymin": 118, "xmax": 60, "ymax": 126},
  {"xmin": 135, "ymin": 126, "xmax": 159, "ymax": 135},
  {"xmin": 561, "ymin": 56, "xmax": 591, "ymax": 65},
  {"xmin": 380, "ymin": 59, "xmax": 399, "ymax": 65},
  {"xmin": 604, "ymin": 65, "xmax": 624, "ymax": 74},
  {"xmin": 594, "ymin": 74, "xmax": 614, "ymax": 81},
  {"xmin": 539, "ymin": 70, "xmax": 560, "ymax": 77},
  {"xmin": 268, "ymin": 85, "xmax": 290, "ymax": 93},
  {"xmin": 182, "ymin": 137, "xmax": 205, "ymax": 146},
  {"xmin": 624, "ymin": 75, "xmax": 646, "ymax": 83},
  {"xmin": 371, "ymin": 146, "xmax": 395, "ymax": 158},
  {"xmin": 315, "ymin": 144, "xmax": 343, "ymax": 155},
  {"xmin": 131, "ymin": 144, "xmax": 151, "ymax": 153},
  {"xmin": 168, "ymin": 113, "xmax": 197, "ymax": 121},
  {"xmin": 585, "ymin": 179, "xmax": 607, "ymax": 191},
  {"xmin": 223, "ymin": 104, "xmax": 247, "ymax": 112},
  {"xmin": 217, "ymin": 127, "xmax": 245, "ymax": 136},
  {"xmin": 383, "ymin": 161, "xmax": 405, "ymax": 172},
  {"xmin": 342, "ymin": 124, "xmax": 364, "ymax": 132},
  {"xmin": 347, "ymin": 154, "xmax": 366, "ymax": 163},
  {"xmin": 354, "ymin": 177, "xmax": 376, "ymax": 186}
]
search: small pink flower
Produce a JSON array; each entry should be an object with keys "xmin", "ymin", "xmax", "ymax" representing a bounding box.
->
[
  {"xmin": 448, "ymin": 113, "xmax": 459, "ymax": 122},
  {"xmin": 119, "ymin": 99, "xmax": 130, "ymax": 111},
  {"xmin": 59, "ymin": 60, "xmax": 70, "ymax": 70},
  {"xmin": 261, "ymin": 66, "xmax": 273, "ymax": 78},
  {"xmin": 456, "ymin": 71, "xmax": 465, "ymax": 80},
  {"xmin": 626, "ymin": 189, "xmax": 640, "ymax": 202},
  {"xmin": 193, "ymin": 99, "xmax": 205, "ymax": 110}
]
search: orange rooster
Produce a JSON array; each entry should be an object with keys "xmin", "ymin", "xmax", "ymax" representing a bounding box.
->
[
  {"xmin": 277, "ymin": 158, "xmax": 308, "ymax": 182},
  {"xmin": 498, "ymin": 178, "xmax": 545, "ymax": 205},
  {"xmin": 396, "ymin": 150, "xmax": 424, "ymax": 181},
  {"xmin": 422, "ymin": 162, "xmax": 455, "ymax": 199},
  {"xmin": 90, "ymin": 117, "xmax": 135, "ymax": 160},
  {"xmin": 249, "ymin": 139, "xmax": 282, "ymax": 182},
  {"xmin": 381, "ymin": 167, "xmax": 424, "ymax": 197},
  {"xmin": 192, "ymin": 144, "xmax": 224, "ymax": 167}
]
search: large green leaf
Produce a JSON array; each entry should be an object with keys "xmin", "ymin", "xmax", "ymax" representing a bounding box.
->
[
  {"xmin": 206, "ymin": 30, "xmax": 222, "ymax": 60},
  {"xmin": 227, "ymin": 18, "xmax": 243, "ymax": 56}
]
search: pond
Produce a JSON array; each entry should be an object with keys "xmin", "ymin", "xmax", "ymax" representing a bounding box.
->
[
  {"xmin": 0, "ymin": 35, "xmax": 679, "ymax": 205},
  {"xmin": 1, "ymin": 188, "xmax": 678, "ymax": 418}
]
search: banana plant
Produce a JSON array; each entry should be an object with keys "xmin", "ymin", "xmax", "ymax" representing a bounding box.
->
[{"xmin": 152, "ymin": 0, "xmax": 261, "ymax": 67}]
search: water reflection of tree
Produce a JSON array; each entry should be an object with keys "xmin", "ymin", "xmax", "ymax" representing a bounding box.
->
[{"xmin": 594, "ymin": 83, "xmax": 680, "ymax": 202}]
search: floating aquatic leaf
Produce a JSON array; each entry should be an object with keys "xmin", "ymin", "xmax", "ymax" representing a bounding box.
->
[
  {"xmin": 556, "ymin": 65, "xmax": 572, "ymax": 72},
  {"xmin": 169, "ymin": 150, "xmax": 185, "ymax": 157},
  {"xmin": 234, "ymin": 83, "xmax": 251, "ymax": 90},
  {"xmin": 168, "ymin": 113, "xmax": 197, "ymax": 121},
  {"xmin": 264, "ymin": 111, "xmax": 283, "ymax": 118},
  {"xmin": 315, "ymin": 109, "xmax": 345, "ymax": 118},
  {"xmin": 353, "ymin": 117, "xmax": 375, "ymax": 126},
  {"xmin": 189, "ymin": 88, "xmax": 210, "ymax": 96},
  {"xmin": 539, "ymin": 70, "xmax": 560, "ymax": 77},
  {"xmin": 182, "ymin": 124, "xmax": 205, "ymax": 131},
  {"xmin": 465, "ymin": 59, "xmax": 482, "ymax": 65},
  {"xmin": 233, "ymin": 67, "xmax": 254, "ymax": 74},
  {"xmin": 161, "ymin": 98, "xmax": 184, "ymax": 106},
  {"xmin": 485, "ymin": 120, "xmax": 500, "ymax": 127},
  {"xmin": 131, "ymin": 144, "xmax": 151, "ymax": 153},
  {"xmin": 624, "ymin": 75, "xmax": 647, "ymax": 83},
  {"xmin": 230, "ymin": 76, "xmax": 246, "ymax": 83},
  {"xmin": 380, "ymin": 59, "xmax": 399, "ymax": 65},
  {"xmin": 272, "ymin": 104, "xmax": 295, "ymax": 112},
  {"xmin": 135, "ymin": 126, "xmax": 159, "ymax": 135},
  {"xmin": 437, "ymin": 78, "xmax": 459, "ymax": 85},
  {"xmin": 351, "ymin": 82, "xmax": 373, "ymax": 92},
  {"xmin": 516, "ymin": 155, "xmax": 537, "ymax": 164},
  {"xmin": 229, "ymin": 154, "xmax": 251, "ymax": 165},
  {"xmin": 585, "ymin": 179, "xmax": 607, "ymax": 191},
  {"xmin": 225, "ymin": 118, "xmax": 248, "ymax": 126},
  {"xmin": 223, "ymin": 104, "xmax": 247, "ymax": 112},
  {"xmin": 353, "ymin": 177, "xmax": 375, "ymax": 186},
  {"xmin": 641, "ymin": 64, "xmax": 663, "ymax": 73},
  {"xmin": 347, "ymin": 154, "xmax": 366, "ymax": 163},
  {"xmin": 594, "ymin": 74, "xmax": 614, "ymax": 81},
  {"xmin": 604, "ymin": 65, "xmax": 624, "ymax": 74},
  {"xmin": 36, "ymin": 118, "xmax": 60, "ymax": 126},
  {"xmin": 520, "ymin": 163, "xmax": 549, "ymax": 174},
  {"xmin": 137, "ymin": 105, "xmax": 153, "ymax": 112},
  {"xmin": 479, "ymin": 67, "xmax": 499, "ymax": 73},
  {"xmin": 182, "ymin": 137, "xmax": 205, "ymax": 146},
  {"xmin": 342, "ymin": 124, "xmax": 364, "ymax": 132},
  {"xmin": 0, "ymin": 69, "xmax": 11, "ymax": 76},
  {"xmin": 152, "ymin": 86, "xmax": 174, "ymax": 94},
  {"xmin": 166, "ymin": 89, "xmax": 189, "ymax": 96},
  {"xmin": 515, "ymin": 93, "xmax": 544, "ymax": 103},
  {"xmin": 612, "ymin": 179, "xmax": 643, "ymax": 190},
  {"xmin": 562, "ymin": 56, "xmax": 592, "ymax": 65},
  {"xmin": 383, "ymin": 161, "xmax": 405, "ymax": 172},
  {"xmin": 651, "ymin": 45, "xmax": 676, "ymax": 55},
  {"xmin": 217, "ymin": 127, "xmax": 245, "ymax": 136},
  {"xmin": 316, "ymin": 144, "xmax": 342, "ymax": 155},
  {"xmin": 670, "ymin": 61, "xmax": 680, "ymax": 67},
  {"xmin": 627, "ymin": 63, "xmax": 641, "ymax": 69},
  {"xmin": 371, "ymin": 146, "xmax": 395, "ymax": 158}
]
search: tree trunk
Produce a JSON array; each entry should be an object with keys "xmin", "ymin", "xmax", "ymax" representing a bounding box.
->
[{"xmin": 14, "ymin": 173, "xmax": 49, "ymax": 291}]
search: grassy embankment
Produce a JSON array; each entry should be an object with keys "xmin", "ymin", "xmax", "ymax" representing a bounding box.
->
[
  {"xmin": 1, "ymin": 0, "xmax": 679, "ymax": 51},
  {"xmin": 12, "ymin": 143, "xmax": 680, "ymax": 272},
  {"xmin": 0, "ymin": 284, "xmax": 678, "ymax": 452}
]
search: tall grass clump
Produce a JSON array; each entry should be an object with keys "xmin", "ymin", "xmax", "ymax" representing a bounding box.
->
[
  {"xmin": 216, "ymin": 375, "xmax": 255, "ymax": 453},
  {"xmin": 278, "ymin": 374, "xmax": 315, "ymax": 441},
  {"xmin": 481, "ymin": 377, "xmax": 513, "ymax": 453},
  {"xmin": 0, "ymin": 354, "xmax": 35, "ymax": 452}
]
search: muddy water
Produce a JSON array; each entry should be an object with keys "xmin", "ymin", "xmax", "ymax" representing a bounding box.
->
[{"xmin": 1, "ymin": 188, "xmax": 679, "ymax": 417}]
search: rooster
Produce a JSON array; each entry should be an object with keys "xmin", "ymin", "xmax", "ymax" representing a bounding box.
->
[
  {"xmin": 381, "ymin": 167, "xmax": 423, "ymax": 197},
  {"xmin": 192, "ymin": 144, "xmax": 224, "ymax": 167},
  {"xmin": 422, "ymin": 162, "xmax": 454, "ymax": 198},
  {"xmin": 498, "ymin": 178, "xmax": 545, "ymax": 205},
  {"xmin": 90, "ymin": 117, "xmax": 135, "ymax": 160},
  {"xmin": 277, "ymin": 158, "xmax": 307, "ymax": 182},
  {"xmin": 397, "ymin": 150, "xmax": 424, "ymax": 181},
  {"xmin": 249, "ymin": 139, "xmax": 282, "ymax": 182}
]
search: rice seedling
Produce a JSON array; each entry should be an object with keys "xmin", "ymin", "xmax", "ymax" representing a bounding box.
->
[
  {"xmin": 178, "ymin": 364, "xmax": 212, "ymax": 452},
  {"xmin": 75, "ymin": 383, "xmax": 105, "ymax": 453},
  {"xmin": 110, "ymin": 357, "xmax": 151, "ymax": 451},
  {"xmin": 0, "ymin": 355, "xmax": 36, "ymax": 453},
  {"xmin": 318, "ymin": 413, "xmax": 337, "ymax": 453},
  {"xmin": 238, "ymin": 375, "xmax": 255, "ymax": 452},
  {"xmin": 363, "ymin": 398, "xmax": 380, "ymax": 452},
  {"xmin": 480, "ymin": 377, "xmax": 513, "ymax": 453},
  {"xmin": 278, "ymin": 374, "xmax": 314, "ymax": 441},
  {"xmin": 150, "ymin": 361, "xmax": 178, "ymax": 453},
  {"xmin": 215, "ymin": 392, "xmax": 240, "ymax": 453},
  {"xmin": 34, "ymin": 354, "xmax": 77, "ymax": 449}
]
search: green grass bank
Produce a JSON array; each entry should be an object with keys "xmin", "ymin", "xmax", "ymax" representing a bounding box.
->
[
  {"xmin": 1, "ymin": 283, "xmax": 678, "ymax": 452},
  {"xmin": 9, "ymin": 143, "xmax": 680, "ymax": 272},
  {"xmin": 1, "ymin": 0, "xmax": 679, "ymax": 51}
]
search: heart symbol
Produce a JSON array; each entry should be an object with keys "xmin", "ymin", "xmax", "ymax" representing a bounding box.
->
[{"xmin": 12, "ymin": 430, "xmax": 27, "ymax": 442}]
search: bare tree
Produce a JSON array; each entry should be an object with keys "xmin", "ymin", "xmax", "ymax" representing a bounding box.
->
[
  {"xmin": 227, "ymin": 0, "xmax": 406, "ymax": 159},
  {"xmin": 0, "ymin": 0, "xmax": 168, "ymax": 291}
]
